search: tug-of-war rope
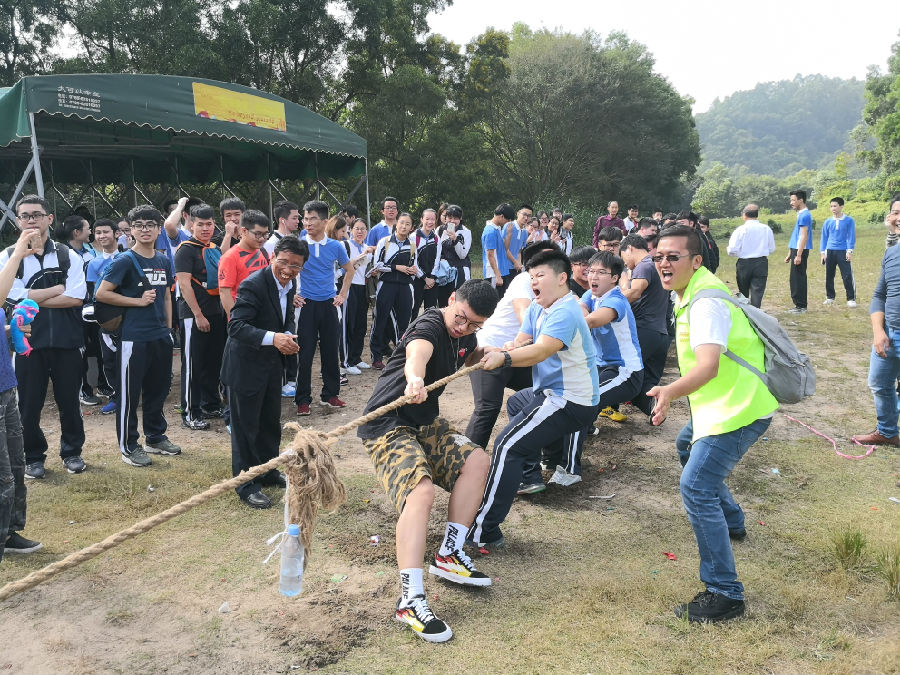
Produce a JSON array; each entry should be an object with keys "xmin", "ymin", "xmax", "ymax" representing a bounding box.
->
[
  {"xmin": 0, "ymin": 363, "xmax": 483, "ymax": 603},
  {"xmin": 0, "ymin": 362, "xmax": 873, "ymax": 603}
]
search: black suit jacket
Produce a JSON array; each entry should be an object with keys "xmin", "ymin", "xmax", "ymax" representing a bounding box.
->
[{"xmin": 220, "ymin": 268, "xmax": 296, "ymax": 395}]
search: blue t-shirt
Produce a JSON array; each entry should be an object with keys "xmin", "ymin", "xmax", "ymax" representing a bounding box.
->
[
  {"xmin": 299, "ymin": 237, "xmax": 350, "ymax": 301},
  {"xmin": 580, "ymin": 287, "xmax": 643, "ymax": 373},
  {"xmin": 503, "ymin": 223, "xmax": 529, "ymax": 269},
  {"xmin": 520, "ymin": 293, "xmax": 600, "ymax": 406},
  {"xmin": 365, "ymin": 222, "xmax": 390, "ymax": 247},
  {"xmin": 789, "ymin": 209, "xmax": 813, "ymax": 250},
  {"xmin": 0, "ymin": 309, "xmax": 16, "ymax": 394},
  {"xmin": 104, "ymin": 251, "xmax": 173, "ymax": 342},
  {"xmin": 156, "ymin": 230, "xmax": 190, "ymax": 269},
  {"xmin": 820, "ymin": 216, "xmax": 856, "ymax": 251},
  {"xmin": 482, "ymin": 223, "xmax": 506, "ymax": 279},
  {"xmin": 86, "ymin": 253, "xmax": 118, "ymax": 300}
]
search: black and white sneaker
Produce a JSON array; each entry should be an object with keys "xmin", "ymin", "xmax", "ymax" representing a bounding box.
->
[
  {"xmin": 182, "ymin": 416, "xmax": 210, "ymax": 431},
  {"xmin": 674, "ymin": 590, "xmax": 745, "ymax": 623},
  {"xmin": 4, "ymin": 532, "xmax": 43, "ymax": 554},
  {"xmin": 394, "ymin": 595, "xmax": 453, "ymax": 643},
  {"xmin": 429, "ymin": 550, "xmax": 492, "ymax": 587}
]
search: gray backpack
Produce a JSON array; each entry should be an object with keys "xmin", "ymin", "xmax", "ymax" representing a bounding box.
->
[{"xmin": 689, "ymin": 289, "xmax": 816, "ymax": 404}]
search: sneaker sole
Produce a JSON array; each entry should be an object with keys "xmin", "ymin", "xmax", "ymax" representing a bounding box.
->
[
  {"xmin": 65, "ymin": 465, "xmax": 87, "ymax": 474},
  {"xmin": 517, "ymin": 485, "xmax": 546, "ymax": 495},
  {"xmin": 319, "ymin": 401, "xmax": 346, "ymax": 409},
  {"xmin": 428, "ymin": 564, "xmax": 492, "ymax": 587},
  {"xmin": 297, "ymin": 409, "xmax": 311, "ymax": 416},
  {"xmin": 144, "ymin": 447, "xmax": 181, "ymax": 456},
  {"xmin": 24, "ymin": 473, "xmax": 45, "ymax": 480},
  {"xmin": 394, "ymin": 614, "xmax": 453, "ymax": 643},
  {"xmin": 4, "ymin": 543, "xmax": 43, "ymax": 554},
  {"xmin": 676, "ymin": 603, "xmax": 745, "ymax": 623},
  {"xmin": 121, "ymin": 454, "xmax": 151, "ymax": 467},
  {"xmin": 80, "ymin": 400, "xmax": 99, "ymax": 406}
]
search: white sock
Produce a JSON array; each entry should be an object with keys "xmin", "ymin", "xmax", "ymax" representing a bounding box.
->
[
  {"xmin": 399, "ymin": 568, "xmax": 425, "ymax": 605},
  {"xmin": 438, "ymin": 522, "xmax": 467, "ymax": 556}
]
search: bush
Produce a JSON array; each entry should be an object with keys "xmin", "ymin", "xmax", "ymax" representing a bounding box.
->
[{"xmin": 831, "ymin": 524, "xmax": 867, "ymax": 570}]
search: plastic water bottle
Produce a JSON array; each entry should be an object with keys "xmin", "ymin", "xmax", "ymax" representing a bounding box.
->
[{"xmin": 279, "ymin": 524, "xmax": 305, "ymax": 597}]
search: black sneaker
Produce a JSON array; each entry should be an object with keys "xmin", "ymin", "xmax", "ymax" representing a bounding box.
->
[
  {"xmin": 144, "ymin": 439, "xmax": 182, "ymax": 456},
  {"xmin": 79, "ymin": 393, "xmax": 101, "ymax": 406},
  {"xmin": 97, "ymin": 385, "xmax": 115, "ymax": 398},
  {"xmin": 674, "ymin": 590, "xmax": 745, "ymax": 623},
  {"xmin": 200, "ymin": 407, "xmax": 224, "ymax": 419},
  {"xmin": 63, "ymin": 456, "xmax": 87, "ymax": 474},
  {"xmin": 4, "ymin": 532, "xmax": 43, "ymax": 554},
  {"xmin": 25, "ymin": 461, "xmax": 45, "ymax": 479},
  {"xmin": 729, "ymin": 528, "xmax": 747, "ymax": 541},
  {"xmin": 182, "ymin": 416, "xmax": 210, "ymax": 430},
  {"xmin": 429, "ymin": 550, "xmax": 492, "ymax": 587},
  {"xmin": 395, "ymin": 595, "xmax": 453, "ymax": 643}
]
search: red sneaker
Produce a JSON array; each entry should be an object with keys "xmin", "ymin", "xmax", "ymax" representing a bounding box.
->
[
  {"xmin": 320, "ymin": 396, "xmax": 346, "ymax": 409},
  {"xmin": 372, "ymin": 360, "xmax": 385, "ymax": 370},
  {"xmin": 296, "ymin": 403, "xmax": 310, "ymax": 416}
]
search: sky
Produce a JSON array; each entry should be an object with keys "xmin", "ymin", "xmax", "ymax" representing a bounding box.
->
[{"xmin": 427, "ymin": 0, "xmax": 899, "ymax": 112}]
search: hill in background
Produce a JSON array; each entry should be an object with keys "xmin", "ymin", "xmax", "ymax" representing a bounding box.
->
[{"xmin": 695, "ymin": 74, "xmax": 865, "ymax": 176}]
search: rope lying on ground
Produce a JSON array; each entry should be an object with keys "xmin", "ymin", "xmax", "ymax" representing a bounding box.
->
[
  {"xmin": 781, "ymin": 412, "xmax": 876, "ymax": 460},
  {"xmin": 0, "ymin": 362, "xmax": 484, "ymax": 603}
]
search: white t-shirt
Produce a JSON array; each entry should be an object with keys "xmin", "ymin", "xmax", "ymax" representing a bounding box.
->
[
  {"xmin": 687, "ymin": 298, "xmax": 731, "ymax": 353},
  {"xmin": 477, "ymin": 272, "xmax": 534, "ymax": 348}
]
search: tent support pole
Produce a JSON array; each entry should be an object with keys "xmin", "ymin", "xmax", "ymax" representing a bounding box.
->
[
  {"xmin": 267, "ymin": 153, "xmax": 273, "ymax": 221},
  {"xmin": 364, "ymin": 158, "xmax": 371, "ymax": 228},
  {"xmin": 315, "ymin": 153, "xmax": 321, "ymax": 200},
  {"xmin": 89, "ymin": 159, "xmax": 96, "ymax": 216},
  {"xmin": 339, "ymin": 173, "xmax": 367, "ymax": 210},
  {"xmin": 0, "ymin": 156, "xmax": 36, "ymax": 230},
  {"xmin": 131, "ymin": 159, "xmax": 138, "ymax": 207},
  {"xmin": 317, "ymin": 180, "xmax": 341, "ymax": 207},
  {"xmin": 50, "ymin": 160, "xmax": 57, "ymax": 217},
  {"xmin": 28, "ymin": 113, "xmax": 44, "ymax": 197}
]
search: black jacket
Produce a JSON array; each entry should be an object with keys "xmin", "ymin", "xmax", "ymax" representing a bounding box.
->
[{"xmin": 220, "ymin": 268, "xmax": 295, "ymax": 395}]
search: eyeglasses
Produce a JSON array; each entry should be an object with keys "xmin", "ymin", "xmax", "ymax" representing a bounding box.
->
[
  {"xmin": 651, "ymin": 253, "xmax": 695, "ymax": 264},
  {"xmin": 597, "ymin": 243, "xmax": 620, "ymax": 250},
  {"xmin": 131, "ymin": 222, "xmax": 159, "ymax": 231},
  {"xmin": 273, "ymin": 258, "xmax": 303, "ymax": 272},
  {"xmin": 17, "ymin": 212, "xmax": 47, "ymax": 221},
  {"xmin": 248, "ymin": 230, "xmax": 270, "ymax": 239},
  {"xmin": 453, "ymin": 310, "xmax": 483, "ymax": 332},
  {"xmin": 571, "ymin": 261, "xmax": 589, "ymax": 267},
  {"xmin": 587, "ymin": 268, "xmax": 613, "ymax": 276}
]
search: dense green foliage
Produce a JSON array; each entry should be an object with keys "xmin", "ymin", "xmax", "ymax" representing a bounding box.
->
[
  {"xmin": 855, "ymin": 36, "xmax": 900, "ymax": 196},
  {"xmin": 695, "ymin": 74, "xmax": 865, "ymax": 177}
]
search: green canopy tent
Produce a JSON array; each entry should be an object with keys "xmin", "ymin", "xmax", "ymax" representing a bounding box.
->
[{"xmin": 0, "ymin": 74, "xmax": 368, "ymax": 230}]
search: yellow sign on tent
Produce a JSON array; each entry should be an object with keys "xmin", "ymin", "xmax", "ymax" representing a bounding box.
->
[{"xmin": 192, "ymin": 82, "xmax": 286, "ymax": 132}]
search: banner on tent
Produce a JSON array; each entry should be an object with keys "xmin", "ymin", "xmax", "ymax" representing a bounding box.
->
[{"xmin": 192, "ymin": 82, "xmax": 286, "ymax": 132}]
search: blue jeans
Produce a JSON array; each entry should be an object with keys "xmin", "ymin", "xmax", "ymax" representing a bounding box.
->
[
  {"xmin": 675, "ymin": 417, "xmax": 772, "ymax": 600},
  {"xmin": 867, "ymin": 328, "xmax": 900, "ymax": 438}
]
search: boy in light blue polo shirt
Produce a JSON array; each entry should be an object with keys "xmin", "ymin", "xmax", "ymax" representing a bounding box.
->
[
  {"xmin": 481, "ymin": 204, "xmax": 514, "ymax": 299},
  {"xmin": 578, "ymin": 251, "xmax": 645, "ymax": 441},
  {"xmin": 471, "ymin": 248, "xmax": 600, "ymax": 548}
]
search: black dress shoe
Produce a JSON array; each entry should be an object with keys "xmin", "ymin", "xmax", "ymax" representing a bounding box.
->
[
  {"xmin": 261, "ymin": 471, "xmax": 288, "ymax": 489},
  {"xmin": 241, "ymin": 492, "xmax": 272, "ymax": 509}
]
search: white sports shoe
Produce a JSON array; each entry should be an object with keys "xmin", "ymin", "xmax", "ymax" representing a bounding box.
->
[
  {"xmin": 346, "ymin": 365, "xmax": 362, "ymax": 375},
  {"xmin": 847, "ymin": 300, "xmax": 857, "ymax": 308},
  {"xmin": 355, "ymin": 361, "xmax": 371, "ymax": 370},
  {"xmin": 548, "ymin": 465, "xmax": 582, "ymax": 486},
  {"xmin": 281, "ymin": 383, "xmax": 297, "ymax": 398},
  {"xmin": 823, "ymin": 298, "xmax": 834, "ymax": 305}
]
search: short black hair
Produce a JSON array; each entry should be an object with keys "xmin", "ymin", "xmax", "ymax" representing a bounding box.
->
[
  {"xmin": 562, "ymin": 213, "xmax": 574, "ymax": 222},
  {"xmin": 638, "ymin": 217, "xmax": 657, "ymax": 230},
  {"xmin": 127, "ymin": 204, "xmax": 163, "ymax": 225},
  {"xmin": 697, "ymin": 216, "xmax": 710, "ymax": 226},
  {"xmin": 274, "ymin": 234, "xmax": 309, "ymax": 262},
  {"xmin": 494, "ymin": 203, "xmax": 515, "ymax": 221},
  {"xmin": 519, "ymin": 203, "xmax": 533, "ymax": 213},
  {"xmin": 303, "ymin": 200, "xmax": 329, "ymax": 221},
  {"xmin": 628, "ymin": 204, "xmax": 639, "ymax": 210},
  {"xmin": 15, "ymin": 194, "xmax": 51, "ymax": 214},
  {"xmin": 588, "ymin": 250, "xmax": 624, "ymax": 279},
  {"xmin": 829, "ymin": 196, "xmax": 844, "ymax": 206},
  {"xmin": 620, "ymin": 233, "xmax": 649, "ymax": 253},
  {"xmin": 241, "ymin": 209, "xmax": 270, "ymax": 231},
  {"xmin": 657, "ymin": 224, "xmax": 701, "ymax": 257},
  {"xmin": 521, "ymin": 240, "xmax": 559, "ymax": 267},
  {"xmin": 93, "ymin": 218, "xmax": 116, "ymax": 233},
  {"xmin": 891, "ymin": 193, "xmax": 900, "ymax": 207},
  {"xmin": 219, "ymin": 197, "xmax": 246, "ymax": 213},
  {"xmin": 525, "ymin": 248, "xmax": 572, "ymax": 283},
  {"xmin": 342, "ymin": 204, "xmax": 359, "ymax": 219},
  {"xmin": 189, "ymin": 203, "xmax": 215, "ymax": 220},
  {"xmin": 61, "ymin": 214, "xmax": 88, "ymax": 241},
  {"xmin": 455, "ymin": 279, "xmax": 499, "ymax": 318},
  {"xmin": 569, "ymin": 246, "xmax": 596, "ymax": 264},
  {"xmin": 676, "ymin": 210, "xmax": 698, "ymax": 225},
  {"xmin": 273, "ymin": 200, "xmax": 299, "ymax": 223},
  {"xmin": 789, "ymin": 189, "xmax": 807, "ymax": 202},
  {"xmin": 382, "ymin": 196, "xmax": 399, "ymax": 208},
  {"xmin": 445, "ymin": 204, "xmax": 463, "ymax": 219},
  {"xmin": 597, "ymin": 226, "xmax": 623, "ymax": 242}
]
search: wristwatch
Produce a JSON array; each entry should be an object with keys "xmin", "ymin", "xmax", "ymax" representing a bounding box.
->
[{"xmin": 501, "ymin": 351, "xmax": 512, "ymax": 368}]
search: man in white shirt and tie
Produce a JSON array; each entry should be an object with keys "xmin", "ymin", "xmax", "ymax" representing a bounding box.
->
[{"xmin": 726, "ymin": 204, "xmax": 776, "ymax": 308}]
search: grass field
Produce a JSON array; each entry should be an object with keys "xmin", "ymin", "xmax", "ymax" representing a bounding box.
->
[{"xmin": 0, "ymin": 219, "xmax": 898, "ymax": 674}]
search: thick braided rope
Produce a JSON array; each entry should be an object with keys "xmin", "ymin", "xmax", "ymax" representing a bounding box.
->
[{"xmin": 0, "ymin": 361, "xmax": 484, "ymax": 603}]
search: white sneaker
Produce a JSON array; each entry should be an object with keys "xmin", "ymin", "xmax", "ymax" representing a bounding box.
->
[
  {"xmin": 346, "ymin": 365, "xmax": 362, "ymax": 375},
  {"xmin": 355, "ymin": 361, "xmax": 371, "ymax": 370},
  {"xmin": 847, "ymin": 300, "xmax": 857, "ymax": 308},
  {"xmin": 281, "ymin": 383, "xmax": 297, "ymax": 398},
  {"xmin": 340, "ymin": 367, "xmax": 347, "ymax": 376},
  {"xmin": 823, "ymin": 298, "xmax": 834, "ymax": 305},
  {"xmin": 548, "ymin": 465, "xmax": 582, "ymax": 486}
]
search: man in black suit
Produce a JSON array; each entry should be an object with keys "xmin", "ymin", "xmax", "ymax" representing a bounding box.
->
[{"xmin": 221, "ymin": 236, "xmax": 309, "ymax": 508}]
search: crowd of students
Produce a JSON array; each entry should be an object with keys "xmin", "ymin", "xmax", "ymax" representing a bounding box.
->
[{"xmin": 2, "ymin": 189, "xmax": 897, "ymax": 644}]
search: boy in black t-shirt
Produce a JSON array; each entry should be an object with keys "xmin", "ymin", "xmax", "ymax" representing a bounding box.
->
[
  {"xmin": 357, "ymin": 280, "xmax": 498, "ymax": 643},
  {"xmin": 95, "ymin": 205, "xmax": 181, "ymax": 467},
  {"xmin": 174, "ymin": 204, "xmax": 226, "ymax": 430}
]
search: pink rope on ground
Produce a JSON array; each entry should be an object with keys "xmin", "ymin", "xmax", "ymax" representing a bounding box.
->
[{"xmin": 781, "ymin": 413, "xmax": 876, "ymax": 460}]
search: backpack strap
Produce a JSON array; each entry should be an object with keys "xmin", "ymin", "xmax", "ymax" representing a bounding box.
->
[{"xmin": 688, "ymin": 288, "xmax": 767, "ymax": 385}]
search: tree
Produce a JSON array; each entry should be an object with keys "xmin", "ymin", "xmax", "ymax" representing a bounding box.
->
[
  {"xmin": 856, "ymin": 34, "xmax": 900, "ymax": 196},
  {"xmin": 691, "ymin": 163, "xmax": 736, "ymax": 217},
  {"xmin": 0, "ymin": 0, "xmax": 64, "ymax": 86}
]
